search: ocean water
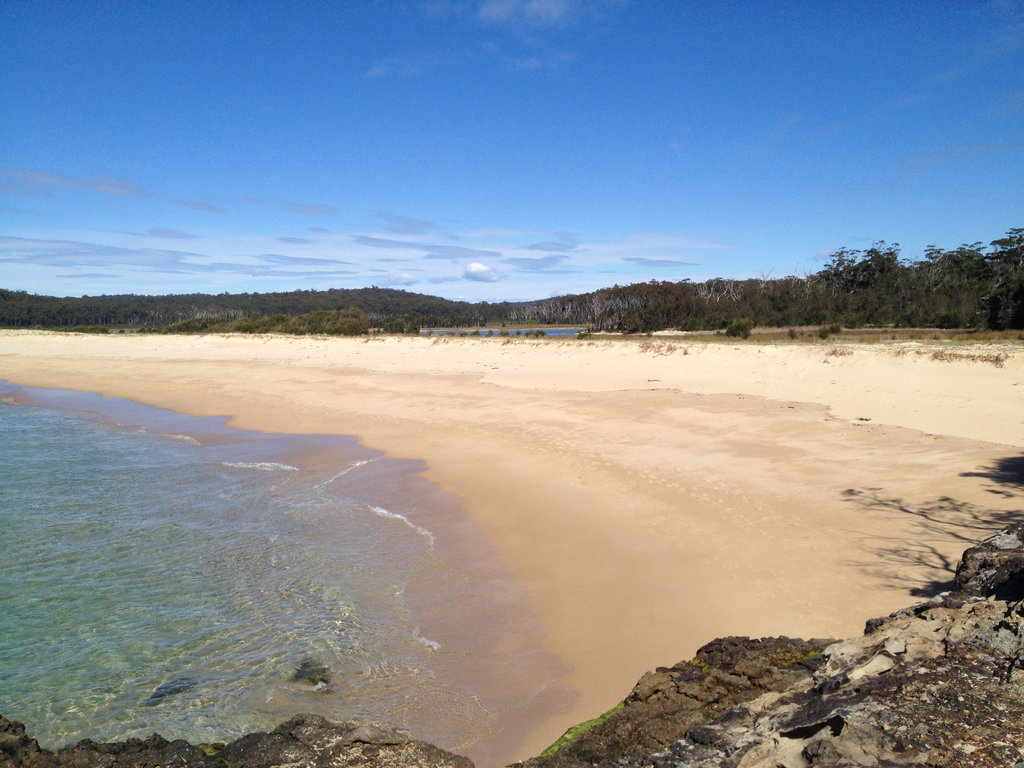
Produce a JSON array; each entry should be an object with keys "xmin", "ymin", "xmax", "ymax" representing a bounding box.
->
[{"xmin": 0, "ymin": 383, "xmax": 569, "ymax": 765}]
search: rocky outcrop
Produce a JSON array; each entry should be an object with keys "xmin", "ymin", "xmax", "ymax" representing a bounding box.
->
[
  {"xmin": 0, "ymin": 714, "xmax": 472, "ymax": 768},
  {"xmin": 4, "ymin": 525, "xmax": 1024, "ymax": 768},
  {"xmin": 639, "ymin": 589, "xmax": 1024, "ymax": 767},
  {"xmin": 550, "ymin": 523, "xmax": 1024, "ymax": 768},
  {"xmin": 516, "ymin": 636, "xmax": 836, "ymax": 768},
  {"xmin": 954, "ymin": 521, "xmax": 1024, "ymax": 599}
]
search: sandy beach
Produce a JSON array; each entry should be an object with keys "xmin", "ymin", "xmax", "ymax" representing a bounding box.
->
[{"xmin": 2, "ymin": 330, "xmax": 1022, "ymax": 763}]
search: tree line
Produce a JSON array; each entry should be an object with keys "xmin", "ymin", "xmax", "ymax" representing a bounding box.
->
[
  {"xmin": 0, "ymin": 286, "xmax": 515, "ymax": 332},
  {"xmin": 520, "ymin": 227, "xmax": 1023, "ymax": 332},
  {"xmin": 1, "ymin": 227, "xmax": 1021, "ymax": 334}
]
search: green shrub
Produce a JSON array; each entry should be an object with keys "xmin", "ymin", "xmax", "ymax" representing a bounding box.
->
[
  {"xmin": 65, "ymin": 325, "xmax": 110, "ymax": 334},
  {"xmin": 285, "ymin": 308, "xmax": 369, "ymax": 335},
  {"xmin": 934, "ymin": 311, "xmax": 965, "ymax": 330},
  {"xmin": 818, "ymin": 322, "xmax": 841, "ymax": 339},
  {"xmin": 725, "ymin": 318, "xmax": 752, "ymax": 339},
  {"xmin": 383, "ymin": 317, "xmax": 420, "ymax": 334}
]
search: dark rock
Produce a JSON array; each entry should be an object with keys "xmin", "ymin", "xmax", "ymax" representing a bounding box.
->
[
  {"xmin": 0, "ymin": 718, "xmax": 42, "ymax": 764},
  {"xmin": 954, "ymin": 522, "xmax": 1024, "ymax": 600},
  {"xmin": 615, "ymin": 579, "xmax": 1024, "ymax": 765},
  {"xmin": 62, "ymin": 734, "xmax": 208, "ymax": 767},
  {"xmin": 217, "ymin": 714, "xmax": 471, "ymax": 768},
  {"xmin": 0, "ymin": 723, "xmax": 209, "ymax": 768},
  {"xmin": 291, "ymin": 659, "xmax": 331, "ymax": 686},
  {"xmin": 571, "ymin": 596, "xmax": 1024, "ymax": 767},
  {"xmin": 0, "ymin": 715, "xmax": 472, "ymax": 768},
  {"xmin": 143, "ymin": 677, "xmax": 197, "ymax": 706},
  {"xmin": 514, "ymin": 636, "xmax": 835, "ymax": 768},
  {"xmin": 681, "ymin": 724, "xmax": 726, "ymax": 748}
]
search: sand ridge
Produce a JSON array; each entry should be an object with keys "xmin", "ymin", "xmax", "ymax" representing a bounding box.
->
[{"xmin": 2, "ymin": 330, "xmax": 1022, "ymax": 761}]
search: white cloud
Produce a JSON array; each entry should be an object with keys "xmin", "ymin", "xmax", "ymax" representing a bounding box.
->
[
  {"xmin": 463, "ymin": 261, "xmax": 501, "ymax": 281},
  {"xmin": 386, "ymin": 272, "xmax": 420, "ymax": 286}
]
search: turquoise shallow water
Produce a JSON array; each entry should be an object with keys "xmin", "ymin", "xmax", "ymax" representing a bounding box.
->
[{"xmin": 0, "ymin": 383, "xmax": 569, "ymax": 765}]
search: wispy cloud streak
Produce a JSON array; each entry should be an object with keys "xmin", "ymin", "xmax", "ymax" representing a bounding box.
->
[{"xmin": 1, "ymin": 168, "xmax": 147, "ymax": 198}]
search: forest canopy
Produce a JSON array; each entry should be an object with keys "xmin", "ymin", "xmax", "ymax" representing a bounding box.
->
[{"xmin": 2, "ymin": 227, "xmax": 1022, "ymax": 334}]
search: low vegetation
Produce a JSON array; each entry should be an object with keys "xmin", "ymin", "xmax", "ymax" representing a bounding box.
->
[
  {"xmin": 154, "ymin": 308, "xmax": 370, "ymax": 336},
  {"xmin": 724, "ymin": 317, "xmax": 752, "ymax": 339},
  {"xmin": 2, "ymin": 227, "xmax": 1021, "ymax": 335},
  {"xmin": 540, "ymin": 701, "xmax": 625, "ymax": 757},
  {"xmin": 512, "ymin": 227, "xmax": 1024, "ymax": 333}
]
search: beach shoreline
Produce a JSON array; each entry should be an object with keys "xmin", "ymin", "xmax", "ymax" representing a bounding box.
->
[
  {"xmin": 2, "ymin": 330, "xmax": 1022, "ymax": 764},
  {"xmin": 0, "ymin": 381, "xmax": 570, "ymax": 766}
]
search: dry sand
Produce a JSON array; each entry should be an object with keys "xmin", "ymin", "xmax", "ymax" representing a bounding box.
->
[{"xmin": 2, "ymin": 330, "xmax": 1022, "ymax": 762}]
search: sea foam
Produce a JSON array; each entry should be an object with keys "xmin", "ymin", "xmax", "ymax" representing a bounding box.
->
[
  {"xmin": 160, "ymin": 433, "xmax": 201, "ymax": 446},
  {"xmin": 417, "ymin": 635, "xmax": 441, "ymax": 651},
  {"xmin": 368, "ymin": 505, "xmax": 434, "ymax": 547},
  {"xmin": 322, "ymin": 459, "xmax": 376, "ymax": 486},
  {"xmin": 221, "ymin": 461, "xmax": 300, "ymax": 472}
]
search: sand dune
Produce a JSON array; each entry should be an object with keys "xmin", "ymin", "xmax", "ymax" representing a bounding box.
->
[{"xmin": 2, "ymin": 330, "xmax": 1022, "ymax": 761}]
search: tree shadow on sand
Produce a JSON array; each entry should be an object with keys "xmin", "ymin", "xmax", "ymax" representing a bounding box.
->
[
  {"xmin": 959, "ymin": 454, "xmax": 1024, "ymax": 496},
  {"xmin": 842, "ymin": 457, "xmax": 1023, "ymax": 599}
]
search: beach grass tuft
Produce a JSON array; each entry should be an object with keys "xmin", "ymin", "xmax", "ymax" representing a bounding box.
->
[{"xmin": 540, "ymin": 701, "xmax": 625, "ymax": 757}]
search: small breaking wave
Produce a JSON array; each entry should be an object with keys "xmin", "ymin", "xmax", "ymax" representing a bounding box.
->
[
  {"xmin": 321, "ymin": 459, "xmax": 377, "ymax": 485},
  {"xmin": 221, "ymin": 461, "xmax": 300, "ymax": 472},
  {"xmin": 368, "ymin": 505, "xmax": 434, "ymax": 547},
  {"xmin": 416, "ymin": 635, "xmax": 440, "ymax": 651},
  {"xmin": 161, "ymin": 433, "xmax": 201, "ymax": 446}
]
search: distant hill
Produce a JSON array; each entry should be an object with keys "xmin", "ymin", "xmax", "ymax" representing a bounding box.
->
[
  {"xmin": 0, "ymin": 286, "xmax": 518, "ymax": 331},
  {"xmin": 2, "ymin": 227, "xmax": 1021, "ymax": 332}
]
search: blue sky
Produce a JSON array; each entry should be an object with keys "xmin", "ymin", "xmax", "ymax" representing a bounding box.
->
[{"xmin": 2, "ymin": 0, "xmax": 1022, "ymax": 302}]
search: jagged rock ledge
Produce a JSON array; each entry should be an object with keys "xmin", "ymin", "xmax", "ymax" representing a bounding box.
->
[
  {"xmin": 4, "ymin": 524, "xmax": 1024, "ymax": 768},
  {"xmin": 0, "ymin": 715, "xmax": 472, "ymax": 768}
]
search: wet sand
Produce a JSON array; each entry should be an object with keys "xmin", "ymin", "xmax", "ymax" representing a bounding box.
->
[{"xmin": 2, "ymin": 330, "xmax": 1022, "ymax": 763}]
